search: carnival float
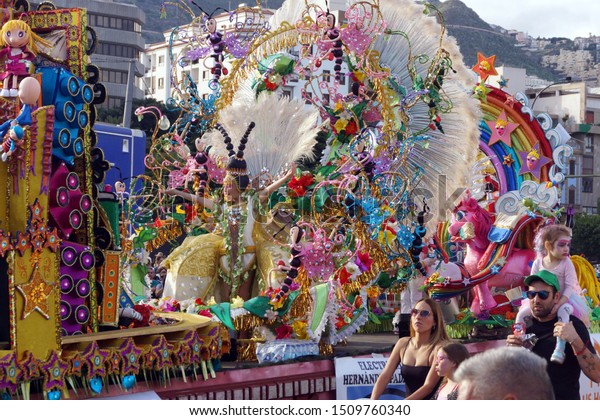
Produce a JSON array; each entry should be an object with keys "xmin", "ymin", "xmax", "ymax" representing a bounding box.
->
[{"xmin": 1, "ymin": 0, "xmax": 599, "ymax": 400}]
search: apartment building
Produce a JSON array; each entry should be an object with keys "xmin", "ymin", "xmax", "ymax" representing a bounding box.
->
[
  {"xmin": 32, "ymin": 0, "xmax": 146, "ymax": 110},
  {"xmin": 142, "ymin": 7, "xmax": 350, "ymax": 105},
  {"xmin": 529, "ymin": 82, "xmax": 600, "ymax": 214}
]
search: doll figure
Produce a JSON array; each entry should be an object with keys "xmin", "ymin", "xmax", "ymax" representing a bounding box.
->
[
  {"xmin": 0, "ymin": 19, "xmax": 50, "ymax": 97},
  {"xmin": 1, "ymin": 124, "xmax": 23, "ymax": 161}
]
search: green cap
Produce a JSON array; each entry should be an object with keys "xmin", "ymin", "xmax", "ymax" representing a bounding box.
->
[{"xmin": 524, "ymin": 270, "xmax": 560, "ymax": 292}]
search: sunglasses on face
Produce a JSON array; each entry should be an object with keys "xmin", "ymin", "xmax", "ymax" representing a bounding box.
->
[
  {"xmin": 526, "ymin": 290, "xmax": 551, "ymax": 300},
  {"xmin": 411, "ymin": 309, "xmax": 431, "ymax": 318}
]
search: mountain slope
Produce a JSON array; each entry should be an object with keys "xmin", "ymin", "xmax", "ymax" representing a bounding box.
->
[
  {"xmin": 124, "ymin": 0, "xmax": 560, "ymax": 81},
  {"xmin": 432, "ymin": 0, "xmax": 560, "ymax": 81}
]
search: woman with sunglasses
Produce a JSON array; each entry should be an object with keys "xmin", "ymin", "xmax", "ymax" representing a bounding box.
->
[
  {"xmin": 371, "ymin": 297, "xmax": 449, "ymax": 400},
  {"xmin": 514, "ymin": 224, "xmax": 589, "ymax": 364}
]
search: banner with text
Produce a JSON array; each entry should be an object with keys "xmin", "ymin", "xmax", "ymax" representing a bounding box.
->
[{"xmin": 335, "ymin": 356, "xmax": 405, "ymax": 400}]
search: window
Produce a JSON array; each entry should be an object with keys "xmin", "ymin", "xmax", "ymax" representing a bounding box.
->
[
  {"xmin": 582, "ymin": 177, "xmax": 593, "ymax": 193},
  {"xmin": 158, "ymin": 56, "xmax": 165, "ymax": 66},
  {"xmin": 202, "ymin": 70, "xmax": 210, "ymax": 80},
  {"xmin": 568, "ymin": 186, "xmax": 575, "ymax": 205},
  {"xmin": 304, "ymin": 91, "xmax": 312, "ymax": 105},
  {"xmin": 323, "ymin": 70, "xmax": 331, "ymax": 83},
  {"xmin": 322, "ymin": 93, "xmax": 330, "ymax": 105},
  {"xmin": 158, "ymin": 78, "xmax": 164, "ymax": 89},
  {"xmin": 281, "ymin": 88, "xmax": 292, "ymax": 99},
  {"xmin": 585, "ymin": 135, "xmax": 594, "ymax": 153}
]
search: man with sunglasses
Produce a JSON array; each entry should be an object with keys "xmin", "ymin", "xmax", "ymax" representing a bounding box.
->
[{"xmin": 506, "ymin": 270, "xmax": 596, "ymax": 399}]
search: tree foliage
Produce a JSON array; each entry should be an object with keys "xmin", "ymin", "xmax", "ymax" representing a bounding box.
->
[{"xmin": 571, "ymin": 214, "xmax": 600, "ymax": 263}]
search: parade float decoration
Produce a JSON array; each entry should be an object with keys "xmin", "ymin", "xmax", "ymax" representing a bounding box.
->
[
  {"xmin": 424, "ymin": 52, "xmax": 600, "ymax": 338},
  {"xmin": 0, "ymin": 1, "xmax": 223, "ymax": 400},
  {"xmin": 135, "ymin": 0, "xmax": 481, "ymax": 362}
]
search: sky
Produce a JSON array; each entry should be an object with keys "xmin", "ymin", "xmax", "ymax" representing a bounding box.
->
[{"xmin": 449, "ymin": 0, "xmax": 599, "ymax": 39}]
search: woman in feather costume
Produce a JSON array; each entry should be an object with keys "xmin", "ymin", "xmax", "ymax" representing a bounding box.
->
[{"xmin": 162, "ymin": 92, "xmax": 320, "ymax": 304}]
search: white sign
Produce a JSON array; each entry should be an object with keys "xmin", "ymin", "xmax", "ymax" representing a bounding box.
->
[
  {"xmin": 335, "ymin": 356, "xmax": 405, "ymax": 400},
  {"xmin": 579, "ymin": 333, "xmax": 600, "ymax": 400}
]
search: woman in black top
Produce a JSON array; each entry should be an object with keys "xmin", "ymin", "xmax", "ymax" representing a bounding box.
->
[{"xmin": 371, "ymin": 298, "xmax": 449, "ymax": 399}]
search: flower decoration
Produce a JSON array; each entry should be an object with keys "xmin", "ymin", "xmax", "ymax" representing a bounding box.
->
[
  {"xmin": 292, "ymin": 320, "xmax": 309, "ymax": 340},
  {"xmin": 132, "ymin": 304, "xmax": 152, "ymax": 327},
  {"xmin": 336, "ymin": 266, "xmax": 352, "ymax": 285},
  {"xmin": 275, "ymin": 324, "xmax": 292, "ymax": 339},
  {"xmin": 287, "ymin": 173, "xmax": 314, "ymax": 198},
  {"xmin": 231, "ymin": 295, "xmax": 245, "ymax": 308},
  {"xmin": 355, "ymin": 251, "xmax": 373, "ymax": 272}
]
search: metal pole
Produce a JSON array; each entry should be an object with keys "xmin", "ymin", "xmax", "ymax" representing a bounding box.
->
[{"xmin": 122, "ymin": 59, "xmax": 135, "ymax": 128}]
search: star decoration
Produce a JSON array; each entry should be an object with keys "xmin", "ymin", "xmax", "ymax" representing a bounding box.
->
[
  {"xmin": 119, "ymin": 338, "xmax": 143, "ymax": 376},
  {"xmin": 490, "ymin": 265, "xmax": 501, "ymax": 275},
  {"xmin": 67, "ymin": 353, "xmax": 85, "ymax": 376},
  {"xmin": 498, "ymin": 75, "xmax": 509, "ymax": 89},
  {"xmin": 16, "ymin": 266, "xmax": 54, "ymax": 319},
  {"xmin": 149, "ymin": 335, "xmax": 173, "ymax": 371},
  {"xmin": 0, "ymin": 352, "xmax": 22, "ymax": 388},
  {"xmin": 472, "ymin": 81, "xmax": 490, "ymax": 103},
  {"xmin": 14, "ymin": 231, "xmax": 30, "ymax": 257},
  {"xmin": 503, "ymin": 155, "xmax": 514, "ymax": 166},
  {"xmin": 0, "ymin": 230, "xmax": 14, "ymax": 258},
  {"xmin": 487, "ymin": 111, "xmax": 519, "ymax": 146},
  {"xmin": 185, "ymin": 330, "xmax": 205, "ymax": 365},
  {"xmin": 518, "ymin": 143, "xmax": 552, "ymax": 179},
  {"xmin": 30, "ymin": 199, "xmax": 44, "ymax": 225},
  {"xmin": 504, "ymin": 96, "xmax": 517, "ymax": 108},
  {"xmin": 41, "ymin": 350, "xmax": 69, "ymax": 392},
  {"xmin": 44, "ymin": 226, "xmax": 61, "ymax": 253},
  {"xmin": 472, "ymin": 52, "xmax": 498, "ymax": 82},
  {"xmin": 18, "ymin": 351, "xmax": 40, "ymax": 381},
  {"xmin": 81, "ymin": 341, "xmax": 110, "ymax": 380}
]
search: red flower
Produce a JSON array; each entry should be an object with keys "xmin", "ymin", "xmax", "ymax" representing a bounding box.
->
[
  {"xmin": 195, "ymin": 298, "xmax": 205, "ymax": 306},
  {"xmin": 275, "ymin": 324, "xmax": 293, "ymax": 339},
  {"xmin": 335, "ymin": 317, "xmax": 346, "ymax": 329},
  {"xmin": 265, "ymin": 79, "xmax": 278, "ymax": 91},
  {"xmin": 287, "ymin": 173, "xmax": 314, "ymax": 198},
  {"xmin": 337, "ymin": 267, "xmax": 352, "ymax": 285},
  {"xmin": 355, "ymin": 251, "xmax": 373, "ymax": 272},
  {"xmin": 198, "ymin": 309, "xmax": 212, "ymax": 317},
  {"xmin": 185, "ymin": 204, "xmax": 197, "ymax": 223},
  {"xmin": 132, "ymin": 304, "xmax": 152, "ymax": 328},
  {"xmin": 344, "ymin": 120, "xmax": 358, "ymax": 135}
]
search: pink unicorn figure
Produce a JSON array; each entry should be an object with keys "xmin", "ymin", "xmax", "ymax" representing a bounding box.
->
[{"xmin": 447, "ymin": 192, "xmax": 536, "ymax": 314}]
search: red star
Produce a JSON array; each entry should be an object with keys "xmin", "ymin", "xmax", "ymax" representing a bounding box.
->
[{"xmin": 472, "ymin": 52, "xmax": 498, "ymax": 82}]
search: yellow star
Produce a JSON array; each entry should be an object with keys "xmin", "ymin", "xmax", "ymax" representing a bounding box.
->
[{"xmin": 16, "ymin": 266, "xmax": 54, "ymax": 319}]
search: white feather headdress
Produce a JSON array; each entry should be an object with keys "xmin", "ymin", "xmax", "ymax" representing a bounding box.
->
[{"xmin": 203, "ymin": 91, "xmax": 320, "ymax": 180}]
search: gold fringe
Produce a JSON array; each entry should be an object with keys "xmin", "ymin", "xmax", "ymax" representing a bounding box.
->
[
  {"xmin": 318, "ymin": 342, "xmax": 333, "ymax": 357},
  {"xmin": 237, "ymin": 339, "xmax": 259, "ymax": 362},
  {"xmin": 233, "ymin": 313, "xmax": 264, "ymax": 333}
]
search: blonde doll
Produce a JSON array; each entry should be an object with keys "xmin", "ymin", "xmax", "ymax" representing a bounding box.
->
[{"xmin": 0, "ymin": 19, "xmax": 50, "ymax": 97}]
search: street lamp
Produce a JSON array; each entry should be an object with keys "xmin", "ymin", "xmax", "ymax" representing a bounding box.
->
[{"xmin": 530, "ymin": 77, "xmax": 572, "ymax": 109}]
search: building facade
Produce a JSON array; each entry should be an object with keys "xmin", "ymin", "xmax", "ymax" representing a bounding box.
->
[
  {"xmin": 142, "ymin": 7, "xmax": 350, "ymax": 106},
  {"xmin": 529, "ymin": 82, "xmax": 600, "ymax": 214},
  {"xmin": 32, "ymin": 0, "xmax": 146, "ymax": 110}
]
